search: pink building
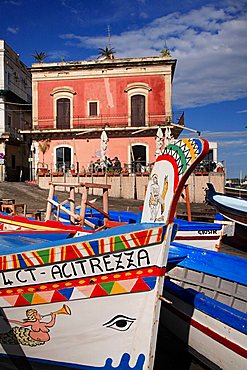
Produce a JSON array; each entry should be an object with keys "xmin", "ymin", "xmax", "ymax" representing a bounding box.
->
[{"xmin": 23, "ymin": 56, "xmax": 183, "ymax": 177}]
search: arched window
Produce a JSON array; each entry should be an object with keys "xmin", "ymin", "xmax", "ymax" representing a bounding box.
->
[
  {"xmin": 129, "ymin": 143, "xmax": 149, "ymax": 173},
  {"xmin": 57, "ymin": 98, "xmax": 70, "ymax": 129},
  {"xmin": 131, "ymin": 95, "xmax": 145, "ymax": 127},
  {"xmin": 56, "ymin": 146, "xmax": 72, "ymax": 172},
  {"xmin": 124, "ymin": 83, "xmax": 151, "ymax": 127},
  {"xmin": 50, "ymin": 86, "xmax": 76, "ymax": 129}
]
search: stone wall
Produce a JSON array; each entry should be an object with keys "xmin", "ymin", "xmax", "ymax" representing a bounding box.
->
[{"xmin": 38, "ymin": 172, "xmax": 225, "ymax": 203}]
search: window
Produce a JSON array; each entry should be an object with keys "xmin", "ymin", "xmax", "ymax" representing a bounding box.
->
[
  {"xmin": 131, "ymin": 144, "xmax": 147, "ymax": 172},
  {"xmin": 124, "ymin": 83, "xmax": 151, "ymax": 127},
  {"xmin": 203, "ymin": 150, "xmax": 213, "ymax": 162},
  {"xmin": 89, "ymin": 102, "xmax": 98, "ymax": 116},
  {"xmin": 50, "ymin": 86, "xmax": 76, "ymax": 129},
  {"xmin": 7, "ymin": 72, "xmax": 11, "ymax": 87},
  {"xmin": 56, "ymin": 98, "xmax": 70, "ymax": 129},
  {"xmin": 56, "ymin": 146, "xmax": 72, "ymax": 172},
  {"xmin": 131, "ymin": 95, "xmax": 145, "ymax": 127}
]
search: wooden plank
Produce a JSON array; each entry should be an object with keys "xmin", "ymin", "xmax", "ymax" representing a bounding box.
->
[
  {"xmin": 45, "ymin": 184, "xmax": 55, "ymax": 221},
  {"xmin": 184, "ymin": 185, "xmax": 192, "ymax": 222},
  {"xmin": 70, "ymin": 187, "xmax": 75, "ymax": 224},
  {"xmin": 85, "ymin": 200, "xmax": 110, "ymax": 218},
  {"xmin": 49, "ymin": 182, "xmax": 81, "ymax": 187},
  {"xmin": 48, "ymin": 199, "xmax": 81, "ymax": 221},
  {"xmin": 80, "ymin": 182, "xmax": 111, "ymax": 190}
]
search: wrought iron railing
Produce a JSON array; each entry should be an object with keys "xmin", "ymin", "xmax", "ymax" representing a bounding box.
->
[
  {"xmin": 36, "ymin": 159, "xmax": 225, "ymax": 178},
  {"xmin": 31, "ymin": 112, "xmax": 184, "ymax": 130}
]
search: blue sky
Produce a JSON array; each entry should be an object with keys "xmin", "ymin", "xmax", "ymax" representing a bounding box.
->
[{"xmin": 1, "ymin": 0, "xmax": 247, "ymax": 179}]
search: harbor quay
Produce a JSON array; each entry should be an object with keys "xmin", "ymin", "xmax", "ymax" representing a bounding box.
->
[{"xmin": 37, "ymin": 172, "xmax": 225, "ymax": 203}]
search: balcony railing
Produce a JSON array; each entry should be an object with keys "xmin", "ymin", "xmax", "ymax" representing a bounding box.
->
[
  {"xmin": 36, "ymin": 159, "xmax": 224, "ymax": 179},
  {"xmin": 32, "ymin": 113, "xmax": 180, "ymax": 130}
]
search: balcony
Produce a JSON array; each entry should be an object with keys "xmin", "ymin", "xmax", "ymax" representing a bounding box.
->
[{"xmin": 20, "ymin": 112, "xmax": 184, "ymax": 140}]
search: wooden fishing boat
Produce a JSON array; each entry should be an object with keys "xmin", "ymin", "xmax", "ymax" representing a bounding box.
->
[
  {"xmin": 174, "ymin": 218, "xmax": 225, "ymax": 251},
  {"xmin": 206, "ymin": 183, "xmax": 247, "ymax": 249},
  {"xmin": 0, "ymin": 138, "xmax": 208, "ymax": 370},
  {"xmin": 160, "ymin": 242, "xmax": 247, "ymax": 370},
  {"xmin": 0, "ymin": 213, "xmax": 92, "ymax": 235},
  {"xmin": 206, "ymin": 183, "xmax": 247, "ymax": 226},
  {"xmin": 0, "ymin": 229, "xmax": 78, "ymax": 241},
  {"xmin": 52, "ymin": 196, "xmax": 226, "ymax": 252},
  {"xmin": 225, "ymin": 186, "xmax": 247, "ymax": 200},
  {"xmin": 0, "ymin": 208, "xmax": 228, "ymax": 252}
]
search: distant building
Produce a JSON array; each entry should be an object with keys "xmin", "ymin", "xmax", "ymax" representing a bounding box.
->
[
  {"xmin": 22, "ymin": 55, "xmax": 184, "ymax": 177},
  {"xmin": 0, "ymin": 40, "xmax": 32, "ymax": 181}
]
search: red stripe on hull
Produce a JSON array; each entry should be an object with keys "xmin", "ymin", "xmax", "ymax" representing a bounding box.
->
[
  {"xmin": 163, "ymin": 302, "xmax": 247, "ymax": 358},
  {"xmin": 175, "ymin": 236, "xmax": 219, "ymax": 241}
]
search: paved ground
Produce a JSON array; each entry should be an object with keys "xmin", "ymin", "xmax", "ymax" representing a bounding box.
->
[
  {"xmin": 0, "ymin": 181, "xmax": 216, "ymax": 217},
  {"xmin": 0, "ymin": 181, "xmax": 143, "ymax": 214}
]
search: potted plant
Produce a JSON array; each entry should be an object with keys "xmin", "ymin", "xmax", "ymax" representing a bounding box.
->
[
  {"xmin": 70, "ymin": 164, "xmax": 76, "ymax": 176},
  {"xmin": 38, "ymin": 139, "xmax": 50, "ymax": 176}
]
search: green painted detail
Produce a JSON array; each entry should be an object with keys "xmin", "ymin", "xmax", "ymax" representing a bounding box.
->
[
  {"xmin": 114, "ymin": 236, "xmax": 126, "ymax": 251},
  {"xmin": 36, "ymin": 249, "xmax": 50, "ymax": 264},
  {"xmin": 22, "ymin": 293, "xmax": 34, "ymax": 303},
  {"xmin": 100, "ymin": 282, "xmax": 115, "ymax": 294},
  {"xmin": 168, "ymin": 144, "xmax": 187, "ymax": 173}
]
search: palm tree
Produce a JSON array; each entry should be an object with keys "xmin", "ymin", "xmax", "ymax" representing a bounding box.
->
[
  {"xmin": 98, "ymin": 47, "xmax": 115, "ymax": 59},
  {"xmin": 38, "ymin": 139, "xmax": 50, "ymax": 167},
  {"xmin": 32, "ymin": 50, "xmax": 47, "ymax": 63},
  {"xmin": 160, "ymin": 48, "xmax": 171, "ymax": 57}
]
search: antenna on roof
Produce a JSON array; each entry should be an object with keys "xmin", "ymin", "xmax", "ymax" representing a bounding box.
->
[{"xmin": 107, "ymin": 25, "xmax": 111, "ymax": 49}]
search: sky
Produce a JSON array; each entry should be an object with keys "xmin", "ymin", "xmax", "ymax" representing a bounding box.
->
[{"xmin": 1, "ymin": 0, "xmax": 247, "ymax": 179}]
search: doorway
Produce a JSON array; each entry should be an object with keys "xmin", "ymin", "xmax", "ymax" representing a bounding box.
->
[
  {"xmin": 131, "ymin": 145, "xmax": 147, "ymax": 172},
  {"xmin": 57, "ymin": 98, "xmax": 70, "ymax": 129},
  {"xmin": 131, "ymin": 95, "xmax": 145, "ymax": 127},
  {"xmin": 56, "ymin": 146, "xmax": 72, "ymax": 172}
]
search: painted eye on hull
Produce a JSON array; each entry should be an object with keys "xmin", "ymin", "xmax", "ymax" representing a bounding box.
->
[{"xmin": 103, "ymin": 314, "xmax": 136, "ymax": 331}]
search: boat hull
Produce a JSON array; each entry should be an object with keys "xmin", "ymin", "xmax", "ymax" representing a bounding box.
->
[
  {"xmin": 0, "ymin": 223, "xmax": 171, "ymax": 370},
  {"xmin": 0, "ymin": 289, "xmax": 161, "ymax": 369},
  {"xmin": 225, "ymin": 186, "xmax": 247, "ymax": 200},
  {"xmin": 160, "ymin": 243, "xmax": 247, "ymax": 370},
  {"xmin": 206, "ymin": 183, "xmax": 247, "ymax": 227},
  {"xmin": 175, "ymin": 222, "xmax": 223, "ymax": 251},
  {"xmin": 161, "ymin": 282, "xmax": 247, "ymax": 370}
]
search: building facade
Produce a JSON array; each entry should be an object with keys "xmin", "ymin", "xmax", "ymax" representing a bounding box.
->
[
  {"xmin": 23, "ymin": 56, "xmax": 184, "ymax": 177},
  {"xmin": 0, "ymin": 40, "xmax": 32, "ymax": 181}
]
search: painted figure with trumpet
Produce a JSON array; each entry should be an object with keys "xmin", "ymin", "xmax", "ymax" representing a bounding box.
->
[
  {"xmin": 0, "ymin": 138, "xmax": 209, "ymax": 369},
  {"xmin": 0, "ymin": 304, "xmax": 71, "ymax": 346}
]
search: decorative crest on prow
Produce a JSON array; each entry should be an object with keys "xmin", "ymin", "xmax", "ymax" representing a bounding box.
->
[{"xmin": 141, "ymin": 138, "xmax": 209, "ymax": 224}]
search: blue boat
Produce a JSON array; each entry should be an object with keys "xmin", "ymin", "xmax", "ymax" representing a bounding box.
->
[
  {"xmin": 160, "ymin": 242, "xmax": 247, "ymax": 370},
  {"xmin": 206, "ymin": 182, "xmax": 247, "ymax": 249},
  {"xmin": 53, "ymin": 200, "xmax": 226, "ymax": 251}
]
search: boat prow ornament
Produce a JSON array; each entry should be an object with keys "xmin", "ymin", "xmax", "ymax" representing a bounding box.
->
[
  {"xmin": 0, "ymin": 138, "xmax": 208, "ymax": 369},
  {"xmin": 142, "ymin": 138, "xmax": 209, "ymax": 224}
]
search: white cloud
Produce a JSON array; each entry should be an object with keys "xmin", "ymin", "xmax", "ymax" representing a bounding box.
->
[
  {"xmin": 202, "ymin": 130, "xmax": 247, "ymax": 138},
  {"xmin": 59, "ymin": 0, "xmax": 79, "ymax": 14},
  {"xmin": 237, "ymin": 109, "xmax": 247, "ymax": 113},
  {"xmin": 60, "ymin": 2, "xmax": 247, "ymax": 109},
  {"xmin": 4, "ymin": 0, "xmax": 21, "ymax": 5},
  {"xmin": 7, "ymin": 26, "xmax": 19, "ymax": 34},
  {"xmin": 47, "ymin": 50, "xmax": 70, "ymax": 61},
  {"xmin": 218, "ymin": 139, "xmax": 247, "ymax": 147}
]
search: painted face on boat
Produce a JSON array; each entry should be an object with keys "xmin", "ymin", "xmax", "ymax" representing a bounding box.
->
[{"xmin": 3, "ymin": 289, "xmax": 158, "ymax": 370}]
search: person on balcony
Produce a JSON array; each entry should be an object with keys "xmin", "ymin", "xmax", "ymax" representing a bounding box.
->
[{"xmin": 112, "ymin": 157, "xmax": 122, "ymax": 173}]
